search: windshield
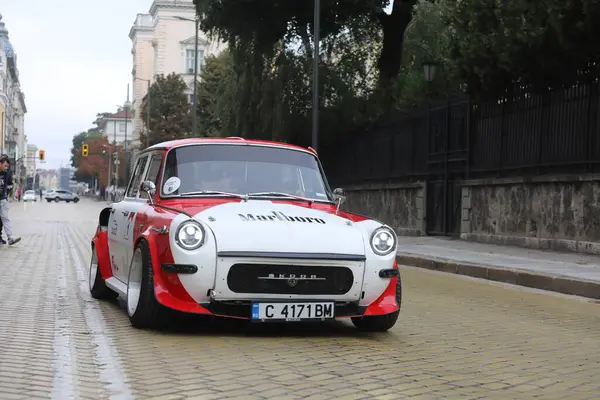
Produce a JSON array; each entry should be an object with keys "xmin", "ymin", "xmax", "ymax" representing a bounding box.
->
[
  {"xmin": 160, "ymin": 144, "xmax": 333, "ymax": 202},
  {"xmin": 25, "ymin": 190, "xmax": 35, "ymax": 194}
]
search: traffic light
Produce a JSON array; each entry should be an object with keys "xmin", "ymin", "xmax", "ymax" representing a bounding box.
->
[
  {"xmin": 39, "ymin": 150, "xmax": 45, "ymax": 161},
  {"xmin": 82, "ymin": 144, "xmax": 89, "ymax": 157}
]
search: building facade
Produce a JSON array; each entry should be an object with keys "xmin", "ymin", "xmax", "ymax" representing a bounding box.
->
[
  {"xmin": 99, "ymin": 107, "xmax": 134, "ymax": 145},
  {"xmin": 37, "ymin": 169, "xmax": 58, "ymax": 190},
  {"xmin": 0, "ymin": 13, "xmax": 28, "ymax": 185},
  {"xmin": 26, "ymin": 144, "xmax": 37, "ymax": 178},
  {"xmin": 57, "ymin": 167, "xmax": 75, "ymax": 191},
  {"xmin": 129, "ymin": 0, "xmax": 226, "ymax": 151}
]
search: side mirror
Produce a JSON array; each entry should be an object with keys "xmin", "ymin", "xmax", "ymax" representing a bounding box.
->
[
  {"xmin": 140, "ymin": 180, "xmax": 156, "ymax": 203},
  {"xmin": 333, "ymin": 188, "xmax": 346, "ymax": 208}
]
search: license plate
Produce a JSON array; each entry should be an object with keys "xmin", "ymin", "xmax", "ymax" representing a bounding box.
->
[{"xmin": 251, "ymin": 302, "xmax": 335, "ymax": 321}]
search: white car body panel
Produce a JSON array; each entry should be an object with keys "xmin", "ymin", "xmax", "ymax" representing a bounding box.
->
[
  {"xmin": 195, "ymin": 200, "xmax": 365, "ymax": 253},
  {"xmin": 168, "ymin": 200, "xmax": 397, "ymax": 307}
]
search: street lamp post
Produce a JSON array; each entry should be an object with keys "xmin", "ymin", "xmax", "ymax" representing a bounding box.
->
[
  {"xmin": 422, "ymin": 61, "xmax": 437, "ymax": 83},
  {"xmin": 175, "ymin": 15, "xmax": 200, "ymax": 136},
  {"xmin": 145, "ymin": 79, "xmax": 150, "ymax": 147},
  {"xmin": 134, "ymin": 77, "xmax": 151, "ymax": 148},
  {"xmin": 124, "ymin": 85, "xmax": 132, "ymax": 185},
  {"xmin": 312, "ymin": 0, "xmax": 321, "ymax": 152},
  {"xmin": 422, "ymin": 61, "xmax": 438, "ymax": 99}
]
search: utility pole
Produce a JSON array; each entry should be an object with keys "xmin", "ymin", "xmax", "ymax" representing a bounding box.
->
[
  {"xmin": 192, "ymin": 16, "xmax": 199, "ymax": 136},
  {"xmin": 312, "ymin": 0, "xmax": 321, "ymax": 152},
  {"xmin": 114, "ymin": 118, "xmax": 119, "ymax": 189},
  {"xmin": 146, "ymin": 79, "xmax": 151, "ymax": 148},
  {"xmin": 175, "ymin": 15, "xmax": 200, "ymax": 136},
  {"xmin": 124, "ymin": 85, "xmax": 131, "ymax": 184}
]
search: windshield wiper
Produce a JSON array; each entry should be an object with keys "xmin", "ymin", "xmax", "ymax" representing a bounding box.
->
[
  {"xmin": 179, "ymin": 190, "xmax": 248, "ymax": 199},
  {"xmin": 247, "ymin": 192, "xmax": 314, "ymax": 204}
]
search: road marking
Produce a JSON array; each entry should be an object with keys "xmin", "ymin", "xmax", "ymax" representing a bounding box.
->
[
  {"xmin": 52, "ymin": 225, "xmax": 78, "ymax": 400},
  {"xmin": 62, "ymin": 224, "xmax": 134, "ymax": 400}
]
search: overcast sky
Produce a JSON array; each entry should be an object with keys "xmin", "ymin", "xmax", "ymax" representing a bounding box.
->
[
  {"xmin": 2, "ymin": 0, "xmax": 150, "ymax": 169},
  {"xmin": 3, "ymin": 0, "xmax": 393, "ymax": 170}
]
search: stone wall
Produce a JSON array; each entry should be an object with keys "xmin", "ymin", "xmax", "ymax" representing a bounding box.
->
[
  {"xmin": 340, "ymin": 182, "xmax": 426, "ymax": 236},
  {"xmin": 460, "ymin": 174, "xmax": 600, "ymax": 254},
  {"xmin": 339, "ymin": 174, "xmax": 600, "ymax": 255}
]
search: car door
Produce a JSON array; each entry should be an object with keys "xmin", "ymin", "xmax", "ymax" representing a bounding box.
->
[
  {"xmin": 134, "ymin": 152, "xmax": 164, "ymax": 242},
  {"xmin": 107, "ymin": 199, "xmax": 130, "ymax": 283},
  {"xmin": 117, "ymin": 154, "xmax": 151, "ymax": 283}
]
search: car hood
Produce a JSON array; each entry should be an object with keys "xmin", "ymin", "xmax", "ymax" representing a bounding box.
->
[{"xmin": 192, "ymin": 200, "xmax": 367, "ymax": 255}]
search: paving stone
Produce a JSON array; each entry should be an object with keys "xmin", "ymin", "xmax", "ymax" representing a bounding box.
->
[{"xmin": 0, "ymin": 200, "xmax": 598, "ymax": 399}]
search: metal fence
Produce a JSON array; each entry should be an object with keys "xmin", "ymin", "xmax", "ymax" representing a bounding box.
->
[
  {"xmin": 321, "ymin": 77, "xmax": 600, "ymax": 187},
  {"xmin": 319, "ymin": 75, "xmax": 600, "ymax": 236}
]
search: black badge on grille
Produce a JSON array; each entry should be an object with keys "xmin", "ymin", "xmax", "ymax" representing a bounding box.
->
[{"xmin": 287, "ymin": 278, "xmax": 298, "ymax": 287}]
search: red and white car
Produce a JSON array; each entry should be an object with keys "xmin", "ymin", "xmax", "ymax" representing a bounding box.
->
[{"xmin": 89, "ymin": 138, "xmax": 402, "ymax": 331}]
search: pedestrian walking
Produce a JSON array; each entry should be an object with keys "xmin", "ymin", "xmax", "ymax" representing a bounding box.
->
[{"xmin": 0, "ymin": 155, "xmax": 21, "ymax": 246}]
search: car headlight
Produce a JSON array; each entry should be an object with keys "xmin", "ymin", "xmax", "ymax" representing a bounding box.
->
[
  {"xmin": 175, "ymin": 220, "xmax": 205, "ymax": 250},
  {"xmin": 370, "ymin": 227, "xmax": 397, "ymax": 256}
]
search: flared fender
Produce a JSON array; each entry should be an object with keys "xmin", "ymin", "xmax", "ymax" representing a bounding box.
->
[
  {"xmin": 92, "ymin": 227, "xmax": 113, "ymax": 280},
  {"xmin": 138, "ymin": 230, "xmax": 212, "ymax": 315}
]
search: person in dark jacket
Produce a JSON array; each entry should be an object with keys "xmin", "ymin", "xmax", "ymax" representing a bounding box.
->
[{"xmin": 0, "ymin": 155, "xmax": 20, "ymax": 245}]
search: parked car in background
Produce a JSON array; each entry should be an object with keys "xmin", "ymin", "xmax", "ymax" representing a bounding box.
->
[
  {"xmin": 22, "ymin": 190, "xmax": 37, "ymax": 202},
  {"xmin": 44, "ymin": 189, "xmax": 80, "ymax": 203}
]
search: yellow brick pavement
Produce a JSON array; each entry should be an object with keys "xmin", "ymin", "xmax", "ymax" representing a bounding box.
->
[{"xmin": 0, "ymin": 199, "xmax": 598, "ymax": 399}]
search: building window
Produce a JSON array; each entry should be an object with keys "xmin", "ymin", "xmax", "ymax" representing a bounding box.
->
[
  {"xmin": 185, "ymin": 48, "xmax": 205, "ymax": 74},
  {"xmin": 119, "ymin": 123, "xmax": 126, "ymax": 132}
]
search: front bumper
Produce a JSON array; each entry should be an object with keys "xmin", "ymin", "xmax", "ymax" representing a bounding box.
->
[{"xmin": 204, "ymin": 299, "xmax": 367, "ymax": 320}]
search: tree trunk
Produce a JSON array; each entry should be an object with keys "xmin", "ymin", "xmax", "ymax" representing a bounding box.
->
[{"xmin": 376, "ymin": 0, "xmax": 417, "ymax": 89}]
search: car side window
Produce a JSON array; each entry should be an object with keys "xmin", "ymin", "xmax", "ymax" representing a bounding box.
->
[
  {"xmin": 126, "ymin": 156, "xmax": 149, "ymax": 198},
  {"xmin": 140, "ymin": 154, "xmax": 162, "ymax": 199}
]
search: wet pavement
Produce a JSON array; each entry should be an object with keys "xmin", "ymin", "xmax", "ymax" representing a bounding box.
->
[{"xmin": 0, "ymin": 199, "xmax": 599, "ymax": 400}]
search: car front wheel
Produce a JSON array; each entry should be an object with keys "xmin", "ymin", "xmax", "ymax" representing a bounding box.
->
[
  {"xmin": 351, "ymin": 277, "xmax": 402, "ymax": 332},
  {"xmin": 54, "ymin": 197, "xmax": 60, "ymax": 202},
  {"xmin": 89, "ymin": 245, "xmax": 119, "ymax": 300},
  {"xmin": 126, "ymin": 240, "xmax": 172, "ymax": 329}
]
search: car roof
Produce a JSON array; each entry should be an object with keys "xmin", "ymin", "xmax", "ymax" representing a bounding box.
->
[{"xmin": 142, "ymin": 137, "xmax": 317, "ymax": 156}]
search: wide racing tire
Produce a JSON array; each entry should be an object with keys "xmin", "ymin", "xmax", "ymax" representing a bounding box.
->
[
  {"xmin": 89, "ymin": 245, "xmax": 119, "ymax": 300},
  {"xmin": 126, "ymin": 240, "xmax": 172, "ymax": 329},
  {"xmin": 351, "ymin": 277, "xmax": 402, "ymax": 332}
]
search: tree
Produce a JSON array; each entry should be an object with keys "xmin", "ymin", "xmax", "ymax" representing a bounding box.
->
[
  {"xmin": 195, "ymin": 0, "xmax": 418, "ymax": 88},
  {"xmin": 75, "ymin": 136, "xmax": 127, "ymax": 188},
  {"xmin": 140, "ymin": 73, "xmax": 191, "ymax": 147},
  {"xmin": 196, "ymin": 50, "xmax": 236, "ymax": 137},
  {"xmin": 445, "ymin": 0, "xmax": 600, "ymax": 97},
  {"xmin": 70, "ymin": 130, "xmax": 103, "ymax": 168},
  {"xmin": 69, "ymin": 111, "xmax": 114, "ymax": 168}
]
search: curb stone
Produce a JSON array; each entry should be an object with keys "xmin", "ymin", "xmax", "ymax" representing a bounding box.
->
[{"xmin": 396, "ymin": 253, "xmax": 600, "ymax": 300}]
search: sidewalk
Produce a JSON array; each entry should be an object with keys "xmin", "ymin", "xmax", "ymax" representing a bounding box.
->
[{"xmin": 396, "ymin": 236, "xmax": 600, "ymax": 300}]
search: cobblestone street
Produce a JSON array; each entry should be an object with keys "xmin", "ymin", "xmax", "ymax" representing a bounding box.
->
[{"xmin": 0, "ymin": 199, "xmax": 599, "ymax": 400}]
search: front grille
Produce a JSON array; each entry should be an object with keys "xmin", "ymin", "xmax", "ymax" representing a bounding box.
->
[{"xmin": 226, "ymin": 263, "xmax": 354, "ymax": 295}]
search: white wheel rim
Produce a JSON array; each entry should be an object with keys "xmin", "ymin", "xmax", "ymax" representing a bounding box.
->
[
  {"xmin": 127, "ymin": 248, "xmax": 144, "ymax": 316},
  {"xmin": 89, "ymin": 249, "xmax": 99, "ymax": 290}
]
